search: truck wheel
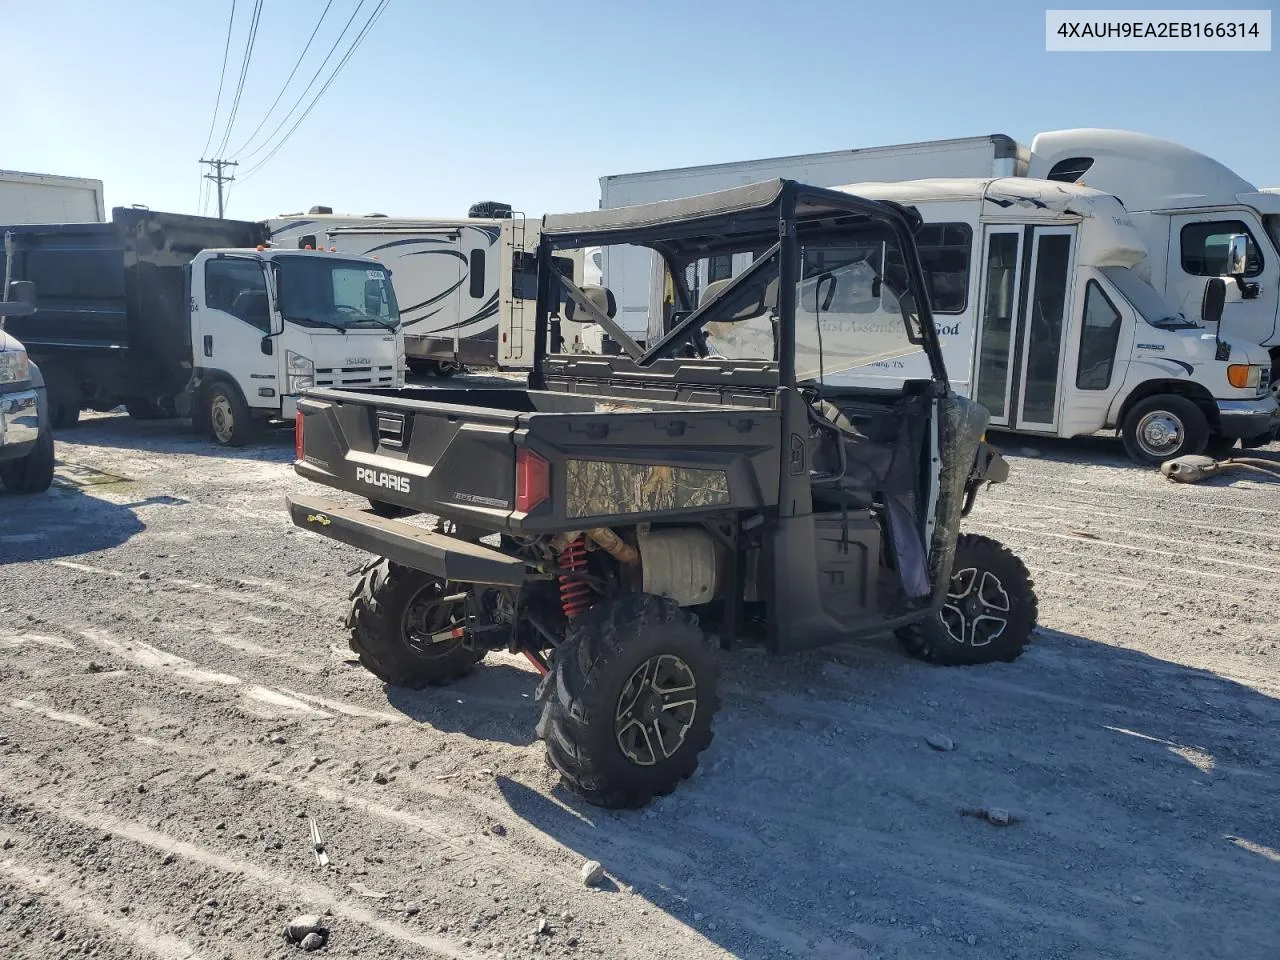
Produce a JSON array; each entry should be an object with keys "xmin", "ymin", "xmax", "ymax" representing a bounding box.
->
[
  {"xmin": 205, "ymin": 382, "xmax": 256, "ymax": 447},
  {"xmin": 1121, "ymin": 395, "xmax": 1208, "ymax": 465},
  {"xmin": 346, "ymin": 558, "xmax": 485, "ymax": 688},
  {"xmin": 44, "ymin": 368, "xmax": 80, "ymax": 430},
  {"xmin": 535, "ymin": 594, "xmax": 718, "ymax": 809},
  {"xmin": 895, "ymin": 534, "xmax": 1037, "ymax": 666},
  {"xmin": 0, "ymin": 428, "xmax": 55, "ymax": 494}
]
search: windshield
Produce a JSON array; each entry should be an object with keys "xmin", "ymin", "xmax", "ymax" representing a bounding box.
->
[
  {"xmin": 1100, "ymin": 266, "xmax": 1198, "ymax": 330},
  {"xmin": 685, "ymin": 238, "xmax": 925, "ymax": 380},
  {"xmin": 277, "ymin": 256, "xmax": 399, "ymax": 330},
  {"xmin": 1264, "ymin": 215, "xmax": 1280, "ymax": 255},
  {"xmin": 794, "ymin": 242, "xmax": 924, "ymax": 382}
]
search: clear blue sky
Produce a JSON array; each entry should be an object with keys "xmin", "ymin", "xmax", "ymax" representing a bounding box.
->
[{"xmin": 6, "ymin": 0, "xmax": 1278, "ymax": 221}]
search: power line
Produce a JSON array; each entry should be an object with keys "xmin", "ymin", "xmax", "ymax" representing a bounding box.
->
[
  {"xmin": 234, "ymin": 0, "xmax": 369, "ymax": 165},
  {"xmin": 240, "ymin": 0, "xmax": 391, "ymax": 181},
  {"xmin": 228, "ymin": 0, "xmax": 335, "ymax": 159},
  {"xmin": 200, "ymin": 0, "xmax": 238, "ymax": 157},
  {"xmin": 213, "ymin": 0, "xmax": 265, "ymax": 158}
]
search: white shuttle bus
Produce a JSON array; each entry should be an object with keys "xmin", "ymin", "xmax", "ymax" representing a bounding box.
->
[{"xmin": 699, "ymin": 178, "xmax": 1277, "ymax": 463}]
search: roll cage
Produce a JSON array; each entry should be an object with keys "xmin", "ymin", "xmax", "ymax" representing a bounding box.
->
[{"xmin": 528, "ymin": 179, "xmax": 950, "ymax": 391}]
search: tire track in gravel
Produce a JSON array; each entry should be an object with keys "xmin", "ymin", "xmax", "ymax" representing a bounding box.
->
[
  {"xmin": 0, "ymin": 708, "xmax": 737, "ymax": 959},
  {"xmin": 0, "ymin": 786, "xmax": 481, "ymax": 960},
  {"xmin": 0, "ymin": 852, "xmax": 203, "ymax": 959},
  {"xmin": 990, "ymin": 478, "xmax": 1279, "ymax": 515},
  {"xmin": 991, "ymin": 497, "xmax": 1280, "ymax": 542}
]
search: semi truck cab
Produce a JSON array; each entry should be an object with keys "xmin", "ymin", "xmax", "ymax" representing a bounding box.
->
[{"xmin": 189, "ymin": 247, "xmax": 405, "ymax": 446}]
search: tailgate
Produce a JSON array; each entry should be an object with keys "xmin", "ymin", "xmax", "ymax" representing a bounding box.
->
[{"xmin": 294, "ymin": 388, "xmax": 523, "ymax": 523}]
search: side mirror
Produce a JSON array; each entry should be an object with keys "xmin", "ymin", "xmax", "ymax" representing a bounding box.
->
[
  {"xmin": 1225, "ymin": 234, "xmax": 1249, "ymax": 277},
  {"xmin": 260, "ymin": 336, "xmax": 274, "ymax": 356},
  {"xmin": 0, "ymin": 280, "xmax": 37, "ymax": 317},
  {"xmin": 1201, "ymin": 277, "xmax": 1226, "ymax": 325}
]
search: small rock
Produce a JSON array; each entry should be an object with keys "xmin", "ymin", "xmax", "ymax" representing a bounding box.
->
[
  {"xmin": 693, "ymin": 912, "xmax": 704, "ymax": 922},
  {"xmin": 86, "ymin": 662, "xmax": 104, "ymax": 674},
  {"xmin": 579, "ymin": 860, "xmax": 605, "ymax": 887},
  {"xmin": 138, "ymin": 572, "xmax": 151, "ymax": 580},
  {"xmin": 270, "ymin": 734, "xmax": 286, "ymax": 745},
  {"xmin": 404, "ymin": 904, "xmax": 421, "ymax": 917},
  {"xmin": 489, "ymin": 824, "xmax": 507, "ymax": 837},
  {"xmin": 966, "ymin": 934, "xmax": 977, "ymax": 946},
  {"xmin": 535, "ymin": 918, "xmax": 550, "ymax": 935},
  {"xmin": 136, "ymin": 783, "xmax": 147, "ymax": 794},
  {"xmin": 161, "ymin": 852, "xmax": 176, "ymax": 865},
  {"xmin": 566, "ymin": 936, "xmax": 578, "ymax": 946},
  {"xmin": 926, "ymin": 733, "xmax": 955, "ymax": 752},
  {"xmin": 2, "ymin": 838, "xmax": 13, "ymax": 850},
  {"xmin": 1156, "ymin": 799, "xmax": 1175, "ymax": 812},
  {"xmin": 1130, "ymin": 895, "xmax": 1144, "ymax": 905},
  {"xmin": 300, "ymin": 932, "xmax": 326, "ymax": 951},
  {"xmin": 284, "ymin": 915, "xmax": 324, "ymax": 942},
  {"xmin": 986, "ymin": 807, "xmax": 1011, "ymax": 826},
  {"xmin": 214, "ymin": 821, "xmax": 226, "ymax": 831},
  {"xmin": 560, "ymin": 911, "xmax": 572, "ymax": 922},
  {"xmin": 53, "ymin": 930, "xmax": 65, "ymax": 942},
  {"xmin": 371, "ymin": 771, "xmax": 389, "ymax": 785}
]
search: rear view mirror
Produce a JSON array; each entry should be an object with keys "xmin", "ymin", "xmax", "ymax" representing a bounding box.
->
[
  {"xmin": 261, "ymin": 336, "xmax": 274, "ymax": 356},
  {"xmin": 1225, "ymin": 235, "xmax": 1249, "ymax": 277},
  {"xmin": 1201, "ymin": 278, "xmax": 1225, "ymax": 325},
  {"xmin": 0, "ymin": 280, "xmax": 37, "ymax": 317}
]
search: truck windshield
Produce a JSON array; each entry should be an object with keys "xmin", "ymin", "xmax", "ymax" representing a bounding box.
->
[
  {"xmin": 276, "ymin": 256, "xmax": 400, "ymax": 330},
  {"xmin": 1100, "ymin": 266, "xmax": 1199, "ymax": 330}
]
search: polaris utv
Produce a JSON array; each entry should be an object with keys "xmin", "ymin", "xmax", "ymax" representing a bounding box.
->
[{"xmin": 288, "ymin": 180, "xmax": 1037, "ymax": 808}]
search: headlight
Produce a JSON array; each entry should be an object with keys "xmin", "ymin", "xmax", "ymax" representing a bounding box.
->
[
  {"xmin": 286, "ymin": 350, "xmax": 314, "ymax": 393},
  {"xmin": 1226, "ymin": 363, "xmax": 1262, "ymax": 390},
  {"xmin": 0, "ymin": 349, "xmax": 30, "ymax": 384}
]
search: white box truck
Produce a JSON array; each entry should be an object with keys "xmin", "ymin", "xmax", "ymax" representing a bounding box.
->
[
  {"xmin": 0, "ymin": 169, "xmax": 105, "ymax": 224},
  {"xmin": 601, "ymin": 129, "xmax": 1280, "ymax": 397},
  {"xmin": 267, "ymin": 206, "xmax": 584, "ymax": 373}
]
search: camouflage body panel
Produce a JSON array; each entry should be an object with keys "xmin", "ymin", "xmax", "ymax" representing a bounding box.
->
[
  {"xmin": 928, "ymin": 393, "xmax": 990, "ymax": 585},
  {"xmin": 564, "ymin": 460, "xmax": 731, "ymax": 520}
]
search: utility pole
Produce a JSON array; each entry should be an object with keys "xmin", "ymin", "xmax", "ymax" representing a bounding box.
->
[{"xmin": 200, "ymin": 159, "xmax": 238, "ymax": 218}]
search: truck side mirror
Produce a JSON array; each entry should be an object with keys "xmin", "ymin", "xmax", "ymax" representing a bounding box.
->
[
  {"xmin": 1223, "ymin": 234, "xmax": 1260, "ymax": 300},
  {"xmin": 1201, "ymin": 277, "xmax": 1225, "ymax": 325},
  {"xmin": 1225, "ymin": 235, "xmax": 1249, "ymax": 277},
  {"xmin": 261, "ymin": 336, "xmax": 274, "ymax": 356},
  {"xmin": 0, "ymin": 280, "xmax": 37, "ymax": 317}
]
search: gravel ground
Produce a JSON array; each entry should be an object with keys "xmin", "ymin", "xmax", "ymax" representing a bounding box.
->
[{"xmin": 1, "ymin": 408, "xmax": 1278, "ymax": 960}]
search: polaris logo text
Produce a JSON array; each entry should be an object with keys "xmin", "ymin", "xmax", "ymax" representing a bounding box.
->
[{"xmin": 356, "ymin": 467, "xmax": 411, "ymax": 494}]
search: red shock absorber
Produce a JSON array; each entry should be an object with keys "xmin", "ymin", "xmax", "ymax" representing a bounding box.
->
[{"xmin": 559, "ymin": 536, "xmax": 593, "ymax": 618}]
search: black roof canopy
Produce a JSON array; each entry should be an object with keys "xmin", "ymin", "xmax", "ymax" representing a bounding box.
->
[{"xmin": 540, "ymin": 179, "xmax": 920, "ymax": 253}]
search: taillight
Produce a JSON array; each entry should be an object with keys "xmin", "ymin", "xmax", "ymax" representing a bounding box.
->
[
  {"xmin": 515, "ymin": 448, "xmax": 550, "ymax": 513},
  {"xmin": 294, "ymin": 409, "xmax": 304, "ymax": 462}
]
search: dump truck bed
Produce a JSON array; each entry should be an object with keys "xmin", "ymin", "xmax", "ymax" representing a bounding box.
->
[{"xmin": 294, "ymin": 385, "xmax": 781, "ymax": 534}]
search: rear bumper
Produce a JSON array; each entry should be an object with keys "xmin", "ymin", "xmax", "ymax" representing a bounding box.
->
[
  {"xmin": 1216, "ymin": 396, "xmax": 1280, "ymax": 440},
  {"xmin": 0, "ymin": 387, "xmax": 40, "ymax": 456},
  {"xmin": 287, "ymin": 494, "xmax": 528, "ymax": 586}
]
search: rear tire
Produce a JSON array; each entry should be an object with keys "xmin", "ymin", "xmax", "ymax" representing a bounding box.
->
[
  {"xmin": 536, "ymin": 594, "xmax": 717, "ymax": 809},
  {"xmin": 1121, "ymin": 394, "xmax": 1209, "ymax": 465},
  {"xmin": 44, "ymin": 367, "xmax": 80, "ymax": 430},
  {"xmin": 125, "ymin": 398, "xmax": 165, "ymax": 421},
  {"xmin": 205, "ymin": 381, "xmax": 257, "ymax": 447},
  {"xmin": 347, "ymin": 559, "xmax": 485, "ymax": 688},
  {"xmin": 0, "ymin": 428, "xmax": 55, "ymax": 494},
  {"xmin": 895, "ymin": 534, "xmax": 1036, "ymax": 666}
]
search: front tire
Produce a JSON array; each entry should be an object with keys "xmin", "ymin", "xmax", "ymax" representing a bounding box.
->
[
  {"xmin": 536, "ymin": 594, "xmax": 718, "ymax": 809},
  {"xmin": 346, "ymin": 559, "xmax": 485, "ymax": 688},
  {"xmin": 1121, "ymin": 394, "xmax": 1209, "ymax": 465},
  {"xmin": 0, "ymin": 428, "xmax": 55, "ymax": 494},
  {"xmin": 205, "ymin": 381, "xmax": 256, "ymax": 447},
  {"xmin": 896, "ymin": 534, "xmax": 1037, "ymax": 666}
]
